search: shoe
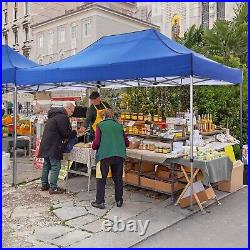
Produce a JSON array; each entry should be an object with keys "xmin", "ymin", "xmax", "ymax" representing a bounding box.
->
[
  {"xmin": 116, "ymin": 200, "xmax": 123, "ymax": 208},
  {"xmin": 41, "ymin": 185, "xmax": 50, "ymax": 191},
  {"xmin": 91, "ymin": 201, "xmax": 105, "ymax": 209},
  {"xmin": 49, "ymin": 187, "xmax": 65, "ymax": 194}
]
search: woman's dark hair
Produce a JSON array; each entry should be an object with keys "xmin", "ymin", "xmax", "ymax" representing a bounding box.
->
[{"xmin": 89, "ymin": 91, "xmax": 100, "ymax": 100}]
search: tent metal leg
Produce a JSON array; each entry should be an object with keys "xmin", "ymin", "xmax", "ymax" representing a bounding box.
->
[
  {"xmin": 240, "ymin": 83, "xmax": 243, "ymax": 160},
  {"xmin": 189, "ymin": 75, "xmax": 194, "ymax": 211},
  {"xmin": 13, "ymin": 85, "xmax": 18, "ymax": 187}
]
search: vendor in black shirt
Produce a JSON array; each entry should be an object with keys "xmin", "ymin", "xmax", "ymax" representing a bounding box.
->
[{"xmin": 83, "ymin": 91, "xmax": 110, "ymax": 134}]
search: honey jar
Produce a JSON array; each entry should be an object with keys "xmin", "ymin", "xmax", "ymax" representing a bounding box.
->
[
  {"xmin": 132, "ymin": 113, "xmax": 138, "ymax": 121},
  {"xmin": 120, "ymin": 112, "xmax": 126, "ymax": 120},
  {"xmin": 158, "ymin": 147, "xmax": 163, "ymax": 153},
  {"xmin": 163, "ymin": 147, "xmax": 170, "ymax": 154},
  {"xmin": 153, "ymin": 115, "xmax": 159, "ymax": 122},
  {"xmin": 125, "ymin": 113, "xmax": 131, "ymax": 120},
  {"xmin": 138, "ymin": 113, "xmax": 144, "ymax": 121},
  {"xmin": 159, "ymin": 116, "xmax": 162, "ymax": 122}
]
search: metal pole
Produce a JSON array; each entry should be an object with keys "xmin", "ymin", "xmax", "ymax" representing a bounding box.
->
[
  {"xmin": 13, "ymin": 85, "xmax": 18, "ymax": 187},
  {"xmin": 189, "ymin": 76, "xmax": 194, "ymax": 210},
  {"xmin": 240, "ymin": 83, "xmax": 243, "ymax": 160}
]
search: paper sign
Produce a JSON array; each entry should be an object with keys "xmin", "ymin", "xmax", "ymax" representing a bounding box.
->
[{"xmin": 224, "ymin": 145, "xmax": 236, "ymax": 162}]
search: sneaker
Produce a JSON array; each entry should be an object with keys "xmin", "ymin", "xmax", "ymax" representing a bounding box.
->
[
  {"xmin": 41, "ymin": 185, "xmax": 50, "ymax": 191},
  {"xmin": 116, "ymin": 200, "xmax": 123, "ymax": 208},
  {"xmin": 91, "ymin": 201, "xmax": 105, "ymax": 209},
  {"xmin": 49, "ymin": 187, "xmax": 65, "ymax": 194}
]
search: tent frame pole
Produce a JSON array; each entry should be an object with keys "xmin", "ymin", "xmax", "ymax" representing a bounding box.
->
[
  {"xmin": 189, "ymin": 75, "xmax": 194, "ymax": 211},
  {"xmin": 240, "ymin": 82, "xmax": 243, "ymax": 160},
  {"xmin": 13, "ymin": 84, "xmax": 18, "ymax": 187}
]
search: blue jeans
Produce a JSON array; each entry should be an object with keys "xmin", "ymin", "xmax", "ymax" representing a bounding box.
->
[{"xmin": 41, "ymin": 157, "xmax": 61, "ymax": 190}]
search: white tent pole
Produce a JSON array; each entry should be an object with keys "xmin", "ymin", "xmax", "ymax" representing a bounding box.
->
[
  {"xmin": 240, "ymin": 82, "xmax": 243, "ymax": 160},
  {"xmin": 13, "ymin": 84, "xmax": 18, "ymax": 187},
  {"xmin": 189, "ymin": 75, "xmax": 194, "ymax": 210}
]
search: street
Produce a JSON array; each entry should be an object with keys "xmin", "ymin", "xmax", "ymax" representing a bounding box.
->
[{"xmin": 134, "ymin": 187, "xmax": 248, "ymax": 248}]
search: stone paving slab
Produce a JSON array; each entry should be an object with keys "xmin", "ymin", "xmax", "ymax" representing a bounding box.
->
[
  {"xmin": 52, "ymin": 200, "xmax": 74, "ymax": 209},
  {"xmin": 105, "ymin": 201, "xmax": 153, "ymax": 221},
  {"xmin": 87, "ymin": 204, "xmax": 114, "ymax": 217},
  {"xmin": 50, "ymin": 230, "xmax": 92, "ymax": 247},
  {"xmin": 68, "ymin": 232, "xmax": 120, "ymax": 248},
  {"xmin": 31, "ymin": 242, "xmax": 59, "ymax": 248},
  {"xmin": 53, "ymin": 207, "xmax": 88, "ymax": 221},
  {"xmin": 65, "ymin": 214, "xmax": 99, "ymax": 229},
  {"xmin": 31, "ymin": 226, "xmax": 74, "ymax": 242},
  {"xmin": 76, "ymin": 190, "xmax": 96, "ymax": 202},
  {"xmin": 81, "ymin": 218, "xmax": 113, "ymax": 233}
]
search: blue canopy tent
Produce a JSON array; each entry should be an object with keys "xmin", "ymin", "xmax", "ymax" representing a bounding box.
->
[
  {"xmin": 16, "ymin": 29, "xmax": 242, "ymax": 86},
  {"xmin": 3, "ymin": 30, "xmax": 243, "ymax": 210},
  {"xmin": 2, "ymin": 45, "xmax": 39, "ymax": 187}
]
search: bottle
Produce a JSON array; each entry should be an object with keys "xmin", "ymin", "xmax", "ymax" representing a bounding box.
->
[{"xmin": 197, "ymin": 115, "xmax": 201, "ymax": 131}]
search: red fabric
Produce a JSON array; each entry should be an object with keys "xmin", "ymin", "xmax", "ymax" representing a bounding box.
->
[
  {"xmin": 92, "ymin": 126, "xmax": 101, "ymax": 150},
  {"xmin": 92, "ymin": 126, "xmax": 130, "ymax": 150}
]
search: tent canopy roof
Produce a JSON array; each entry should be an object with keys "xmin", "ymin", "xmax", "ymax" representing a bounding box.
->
[
  {"xmin": 2, "ymin": 45, "xmax": 38, "ymax": 84},
  {"xmin": 15, "ymin": 29, "xmax": 242, "ymax": 85}
]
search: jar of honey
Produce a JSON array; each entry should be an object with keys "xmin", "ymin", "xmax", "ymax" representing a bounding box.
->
[
  {"xmin": 163, "ymin": 147, "xmax": 169, "ymax": 154},
  {"xmin": 153, "ymin": 115, "xmax": 159, "ymax": 122},
  {"xmin": 158, "ymin": 147, "xmax": 163, "ymax": 153},
  {"xmin": 125, "ymin": 113, "xmax": 131, "ymax": 120},
  {"xmin": 138, "ymin": 113, "xmax": 144, "ymax": 121},
  {"xmin": 120, "ymin": 112, "xmax": 126, "ymax": 120},
  {"xmin": 159, "ymin": 116, "xmax": 162, "ymax": 122},
  {"xmin": 132, "ymin": 113, "xmax": 138, "ymax": 121}
]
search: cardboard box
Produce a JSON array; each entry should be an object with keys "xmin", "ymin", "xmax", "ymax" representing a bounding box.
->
[
  {"xmin": 156, "ymin": 169, "xmax": 170, "ymax": 179},
  {"xmin": 124, "ymin": 171, "xmax": 139, "ymax": 185},
  {"xmin": 140, "ymin": 176, "xmax": 185, "ymax": 193},
  {"xmin": 140, "ymin": 176, "xmax": 155, "ymax": 189},
  {"xmin": 218, "ymin": 160, "xmax": 244, "ymax": 193},
  {"xmin": 125, "ymin": 161, "xmax": 155, "ymax": 173},
  {"xmin": 180, "ymin": 181, "xmax": 215, "ymax": 208},
  {"xmin": 156, "ymin": 180, "xmax": 185, "ymax": 193}
]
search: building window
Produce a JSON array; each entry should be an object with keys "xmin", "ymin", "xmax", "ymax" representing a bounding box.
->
[
  {"xmin": 201, "ymin": 2, "xmax": 209, "ymax": 29},
  {"xmin": 14, "ymin": 2, "xmax": 18, "ymax": 20},
  {"xmin": 38, "ymin": 34, "xmax": 43, "ymax": 48},
  {"xmin": 71, "ymin": 23, "xmax": 77, "ymax": 49},
  {"xmin": 39, "ymin": 58, "xmax": 42, "ymax": 64},
  {"xmin": 82, "ymin": 21, "xmax": 91, "ymax": 37},
  {"xmin": 25, "ymin": 27, "xmax": 29, "ymax": 41},
  {"xmin": 14, "ymin": 30, "xmax": 18, "ymax": 44},
  {"xmin": 4, "ymin": 10, "xmax": 8, "ymax": 24},
  {"xmin": 59, "ymin": 26, "xmax": 65, "ymax": 43},
  {"xmin": 217, "ymin": 2, "xmax": 225, "ymax": 20},
  {"xmin": 48, "ymin": 30, "xmax": 54, "ymax": 54},
  {"xmin": 25, "ymin": 2, "xmax": 29, "ymax": 16},
  {"xmin": 3, "ymin": 33, "xmax": 8, "ymax": 45},
  {"xmin": 71, "ymin": 23, "xmax": 77, "ymax": 39}
]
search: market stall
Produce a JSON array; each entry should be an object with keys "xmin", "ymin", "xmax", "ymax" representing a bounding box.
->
[{"xmin": 2, "ymin": 30, "xmax": 243, "ymax": 211}]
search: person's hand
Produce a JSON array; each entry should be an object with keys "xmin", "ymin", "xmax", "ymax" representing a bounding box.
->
[{"xmin": 78, "ymin": 127, "xmax": 86, "ymax": 133}]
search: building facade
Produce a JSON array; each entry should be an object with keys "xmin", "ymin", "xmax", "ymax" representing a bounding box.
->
[
  {"xmin": 2, "ymin": 2, "xmax": 156, "ymax": 61},
  {"xmin": 137, "ymin": 2, "xmax": 239, "ymax": 39}
]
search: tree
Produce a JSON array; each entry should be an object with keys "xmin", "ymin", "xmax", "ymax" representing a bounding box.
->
[{"xmin": 178, "ymin": 24, "xmax": 204, "ymax": 51}]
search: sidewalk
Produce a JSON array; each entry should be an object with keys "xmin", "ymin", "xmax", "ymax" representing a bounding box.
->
[{"xmin": 2, "ymin": 161, "xmax": 240, "ymax": 248}]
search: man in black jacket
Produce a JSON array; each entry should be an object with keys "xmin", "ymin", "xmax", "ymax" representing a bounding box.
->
[{"xmin": 39, "ymin": 103, "xmax": 75, "ymax": 194}]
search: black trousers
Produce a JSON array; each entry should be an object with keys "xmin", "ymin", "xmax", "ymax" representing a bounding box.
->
[{"xmin": 96, "ymin": 157, "xmax": 124, "ymax": 204}]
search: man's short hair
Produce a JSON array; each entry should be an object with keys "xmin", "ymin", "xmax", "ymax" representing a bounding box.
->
[{"xmin": 89, "ymin": 91, "xmax": 100, "ymax": 100}]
